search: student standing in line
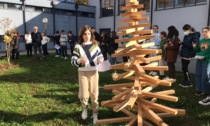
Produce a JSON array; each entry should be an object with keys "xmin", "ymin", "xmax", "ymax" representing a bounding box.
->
[
  {"xmin": 60, "ymin": 30, "xmax": 68, "ymax": 59},
  {"xmin": 68, "ymin": 31, "xmax": 76, "ymax": 55},
  {"xmin": 159, "ymin": 31, "xmax": 167, "ymax": 77},
  {"xmin": 179, "ymin": 24, "xmax": 200, "ymax": 88},
  {"xmin": 25, "ymin": 31, "xmax": 33, "ymax": 57},
  {"xmin": 54, "ymin": 31, "xmax": 61, "ymax": 57},
  {"xmin": 71, "ymin": 25, "xmax": 103, "ymax": 124},
  {"xmin": 164, "ymin": 26, "xmax": 181, "ymax": 82},
  {"xmin": 193, "ymin": 27, "xmax": 210, "ymax": 106},
  {"xmin": 41, "ymin": 32, "xmax": 50, "ymax": 57},
  {"xmin": 31, "ymin": 26, "xmax": 42, "ymax": 59}
]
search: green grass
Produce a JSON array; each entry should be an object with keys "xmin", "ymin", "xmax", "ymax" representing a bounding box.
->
[{"xmin": 0, "ymin": 54, "xmax": 209, "ymax": 126}]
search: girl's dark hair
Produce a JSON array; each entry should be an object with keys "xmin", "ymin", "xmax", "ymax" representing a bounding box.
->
[
  {"xmin": 55, "ymin": 31, "xmax": 59, "ymax": 34},
  {"xmin": 78, "ymin": 25, "xmax": 97, "ymax": 45},
  {"xmin": 68, "ymin": 31, "xmax": 72, "ymax": 34},
  {"xmin": 167, "ymin": 26, "xmax": 179, "ymax": 38},
  {"xmin": 153, "ymin": 25, "xmax": 159, "ymax": 29},
  {"xmin": 110, "ymin": 31, "xmax": 117, "ymax": 38},
  {"xmin": 183, "ymin": 24, "xmax": 191, "ymax": 31},
  {"xmin": 160, "ymin": 31, "xmax": 167, "ymax": 37},
  {"xmin": 42, "ymin": 32, "xmax": 46, "ymax": 36},
  {"xmin": 101, "ymin": 32, "xmax": 107, "ymax": 39},
  {"xmin": 183, "ymin": 24, "xmax": 196, "ymax": 32},
  {"xmin": 203, "ymin": 26, "xmax": 210, "ymax": 31}
]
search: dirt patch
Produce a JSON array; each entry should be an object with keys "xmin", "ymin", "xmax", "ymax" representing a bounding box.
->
[{"xmin": 0, "ymin": 63, "xmax": 19, "ymax": 72}]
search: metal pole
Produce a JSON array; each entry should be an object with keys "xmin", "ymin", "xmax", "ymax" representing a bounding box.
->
[
  {"xmin": 208, "ymin": 0, "xmax": 210, "ymax": 26},
  {"xmin": 114, "ymin": 0, "xmax": 116, "ymax": 32},
  {"xmin": 75, "ymin": 4, "xmax": 78, "ymax": 37},
  {"xmin": 150, "ymin": 0, "xmax": 154, "ymax": 28},
  {"xmin": 52, "ymin": 0, "xmax": 55, "ymax": 34},
  {"xmin": 22, "ymin": 0, "xmax": 26, "ymax": 34}
]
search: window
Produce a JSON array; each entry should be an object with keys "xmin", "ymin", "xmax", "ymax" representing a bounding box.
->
[
  {"xmin": 100, "ymin": 0, "xmax": 114, "ymax": 17},
  {"xmin": 156, "ymin": 0, "xmax": 207, "ymax": 10},
  {"xmin": 55, "ymin": 9, "xmax": 74, "ymax": 16},
  {"xmin": 118, "ymin": 0, "xmax": 126, "ymax": 14},
  {"xmin": 34, "ymin": 7, "xmax": 43, "ymax": 12},
  {"xmin": 43, "ymin": 8, "xmax": 52, "ymax": 13},
  {"xmin": 0, "ymin": 3, "xmax": 4, "ymax": 9},
  {"xmin": 138, "ymin": 0, "xmax": 150, "ymax": 10},
  {"xmin": 7, "ymin": 3, "xmax": 22, "ymax": 10}
]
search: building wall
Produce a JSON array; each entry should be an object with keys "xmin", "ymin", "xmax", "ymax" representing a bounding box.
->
[
  {"xmin": 0, "ymin": 0, "xmax": 96, "ymax": 52},
  {"xmin": 90, "ymin": 0, "xmax": 209, "ymax": 40}
]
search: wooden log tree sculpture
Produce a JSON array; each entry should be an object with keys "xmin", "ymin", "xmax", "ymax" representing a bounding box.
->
[{"xmin": 96, "ymin": 0, "xmax": 185, "ymax": 126}]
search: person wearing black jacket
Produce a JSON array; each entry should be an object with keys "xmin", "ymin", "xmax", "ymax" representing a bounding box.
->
[
  {"xmin": 31, "ymin": 26, "xmax": 42, "ymax": 58},
  {"xmin": 99, "ymin": 32, "xmax": 109, "ymax": 60},
  {"xmin": 108, "ymin": 31, "xmax": 118, "ymax": 65},
  {"xmin": 91, "ymin": 27, "xmax": 100, "ymax": 42},
  {"xmin": 54, "ymin": 31, "xmax": 61, "ymax": 57},
  {"xmin": 68, "ymin": 31, "xmax": 76, "ymax": 55},
  {"xmin": 11, "ymin": 32, "xmax": 19, "ymax": 59},
  {"xmin": 179, "ymin": 24, "xmax": 201, "ymax": 88}
]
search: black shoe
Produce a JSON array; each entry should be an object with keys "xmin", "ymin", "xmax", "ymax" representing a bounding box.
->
[
  {"xmin": 179, "ymin": 80, "xmax": 193, "ymax": 88},
  {"xmin": 195, "ymin": 90, "xmax": 204, "ymax": 96}
]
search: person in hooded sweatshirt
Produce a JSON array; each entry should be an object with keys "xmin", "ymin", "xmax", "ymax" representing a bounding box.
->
[{"xmin": 179, "ymin": 24, "xmax": 200, "ymax": 88}]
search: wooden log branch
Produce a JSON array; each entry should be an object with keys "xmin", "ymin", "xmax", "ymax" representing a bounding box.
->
[
  {"xmin": 96, "ymin": 117, "xmax": 133, "ymax": 125},
  {"xmin": 141, "ymin": 91, "xmax": 178, "ymax": 102},
  {"xmin": 117, "ymin": 23, "xmax": 150, "ymax": 30},
  {"xmin": 126, "ymin": 116, "xmax": 137, "ymax": 126},
  {"xmin": 104, "ymin": 83, "xmax": 134, "ymax": 90},
  {"xmin": 141, "ymin": 99, "xmax": 178, "ymax": 115},
  {"xmin": 112, "ymin": 71, "xmax": 135, "ymax": 81},
  {"xmin": 115, "ymin": 35, "xmax": 156, "ymax": 43}
]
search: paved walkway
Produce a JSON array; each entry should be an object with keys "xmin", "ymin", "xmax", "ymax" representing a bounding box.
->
[{"xmin": 0, "ymin": 50, "xmax": 197, "ymax": 74}]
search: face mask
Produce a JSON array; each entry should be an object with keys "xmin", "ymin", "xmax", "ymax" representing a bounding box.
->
[{"xmin": 184, "ymin": 30, "xmax": 190, "ymax": 35}]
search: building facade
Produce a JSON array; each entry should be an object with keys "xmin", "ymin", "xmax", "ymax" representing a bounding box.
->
[
  {"xmin": 0, "ymin": 0, "xmax": 96, "ymax": 51},
  {"xmin": 89, "ymin": 0, "xmax": 209, "ymax": 41}
]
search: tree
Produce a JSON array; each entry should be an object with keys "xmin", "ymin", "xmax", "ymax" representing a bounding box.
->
[{"xmin": 75, "ymin": 0, "xmax": 88, "ymax": 5}]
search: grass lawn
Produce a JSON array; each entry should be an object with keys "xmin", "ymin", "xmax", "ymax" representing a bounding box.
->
[{"xmin": 0, "ymin": 54, "xmax": 210, "ymax": 126}]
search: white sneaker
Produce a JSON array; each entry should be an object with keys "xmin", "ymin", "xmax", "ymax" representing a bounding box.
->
[
  {"xmin": 163, "ymin": 76, "xmax": 169, "ymax": 80},
  {"xmin": 152, "ymin": 72, "xmax": 157, "ymax": 76},
  {"xmin": 92, "ymin": 113, "xmax": 98, "ymax": 124},
  {"xmin": 199, "ymin": 96, "xmax": 210, "ymax": 105},
  {"xmin": 81, "ymin": 107, "xmax": 88, "ymax": 120},
  {"xmin": 149, "ymin": 71, "xmax": 154, "ymax": 75},
  {"xmin": 64, "ymin": 57, "xmax": 68, "ymax": 60}
]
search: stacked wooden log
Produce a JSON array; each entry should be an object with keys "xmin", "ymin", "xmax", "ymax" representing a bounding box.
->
[{"xmin": 96, "ymin": 0, "xmax": 185, "ymax": 125}]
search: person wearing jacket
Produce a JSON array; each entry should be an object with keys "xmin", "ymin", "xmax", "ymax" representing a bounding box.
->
[
  {"xmin": 68, "ymin": 31, "xmax": 76, "ymax": 55},
  {"xmin": 41, "ymin": 32, "xmax": 50, "ymax": 57},
  {"xmin": 11, "ymin": 32, "xmax": 19, "ymax": 59},
  {"xmin": 179, "ymin": 24, "xmax": 201, "ymax": 88},
  {"xmin": 54, "ymin": 31, "xmax": 61, "ymax": 57},
  {"xmin": 25, "ymin": 31, "xmax": 32, "ymax": 57},
  {"xmin": 99, "ymin": 32, "xmax": 109, "ymax": 60},
  {"xmin": 31, "ymin": 26, "xmax": 42, "ymax": 59},
  {"xmin": 164, "ymin": 26, "xmax": 181, "ymax": 81},
  {"xmin": 108, "ymin": 31, "xmax": 118, "ymax": 65},
  {"xmin": 193, "ymin": 26, "xmax": 210, "ymax": 105}
]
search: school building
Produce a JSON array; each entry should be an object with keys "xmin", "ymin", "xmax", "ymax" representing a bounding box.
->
[
  {"xmin": 0, "ymin": 0, "xmax": 209, "ymax": 52},
  {"xmin": 0, "ymin": 0, "xmax": 96, "ymax": 52},
  {"xmin": 89, "ymin": 0, "xmax": 209, "ymax": 40}
]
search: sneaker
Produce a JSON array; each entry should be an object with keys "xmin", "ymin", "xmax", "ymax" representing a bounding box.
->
[
  {"xmin": 195, "ymin": 91, "xmax": 204, "ymax": 96},
  {"xmin": 149, "ymin": 71, "xmax": 154, "ymax": 75},
  {"xmin": 179, "ymin": 80, "xmax": 193, "ymax": 88},
  {"xmin": 163, "ymin": 76, "xmax": 169, "ymax": 80},
  {"xmin": 55, "ymin": 55, "xmax": 59, "ymax": 57},
  {"xmin": 81, "ymin": 107, "xmax": 88, "ymax": 120},
  {"xmin": 152, "ymin": 72, "xmax": 157, "ymax": 76},
  {"xmin": 64, "ymin": 57, "xmax": 68, "ymax": 60},
  {"xmin": 92, "ymin": 113, "xmax": 98, "ymax": 124},
  {"xmin": 199, "ymin": 96, "xmax": 210, "ymax": 105}
]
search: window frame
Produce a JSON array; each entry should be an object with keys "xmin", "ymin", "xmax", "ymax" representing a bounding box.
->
[{"xmin": 100, "ymin": 0, "xmax": 114, "ymax": 17}]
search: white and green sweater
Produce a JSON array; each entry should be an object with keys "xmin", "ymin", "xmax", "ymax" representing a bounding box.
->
[{"xmin": 71, "ymin": 42, "xmax": 104, "ymax": 71}]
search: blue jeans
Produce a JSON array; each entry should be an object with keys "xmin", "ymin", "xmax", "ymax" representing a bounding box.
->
[
  {"xmin": 195, "ymin": 60, "xmax": 210, "ymax": 93},
  {"xmin": 109, "ymin": 57, "xmax": 116, "ymax": 65},
  {"xmin": 61, "ymin": 45, "xmax": 67, "ymax": 57}
]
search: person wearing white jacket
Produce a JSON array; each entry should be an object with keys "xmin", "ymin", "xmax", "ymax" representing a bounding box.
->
[
  {"xmin": 41, "ymin": 32, "xmax": 50, "ymax": 56},
  {"xmin": 25, "ymin": 31, "xmax": 32, "ymax": 56}
]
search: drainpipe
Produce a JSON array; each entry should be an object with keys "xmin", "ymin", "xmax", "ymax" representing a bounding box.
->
[
  {"xmin": 150, "ymin": 0, "xmax": 154, "ymax": 28},
  {"xmin": 208, "ymin": 0, "xmax": 210, "ymax": 26},
  {"xmin": 114, "ymin": 0, "xmax": 116, "ymax": 32},
  {"xmin": 22, "ymin": 0, "xmax": 26, "ymax": 34}
]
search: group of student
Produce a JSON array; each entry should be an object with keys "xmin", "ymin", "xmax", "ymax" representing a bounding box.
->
[
  {"xmin": 153, "ymin": 24, "xmax": 210, "ymax": 106},
  {"xmin": 70, "ymin": 24, "xmax": 210, "ymax": 124},
  {"xmin": 24, "ymin": 26, "xmax": 76, "ymax": 60}
]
